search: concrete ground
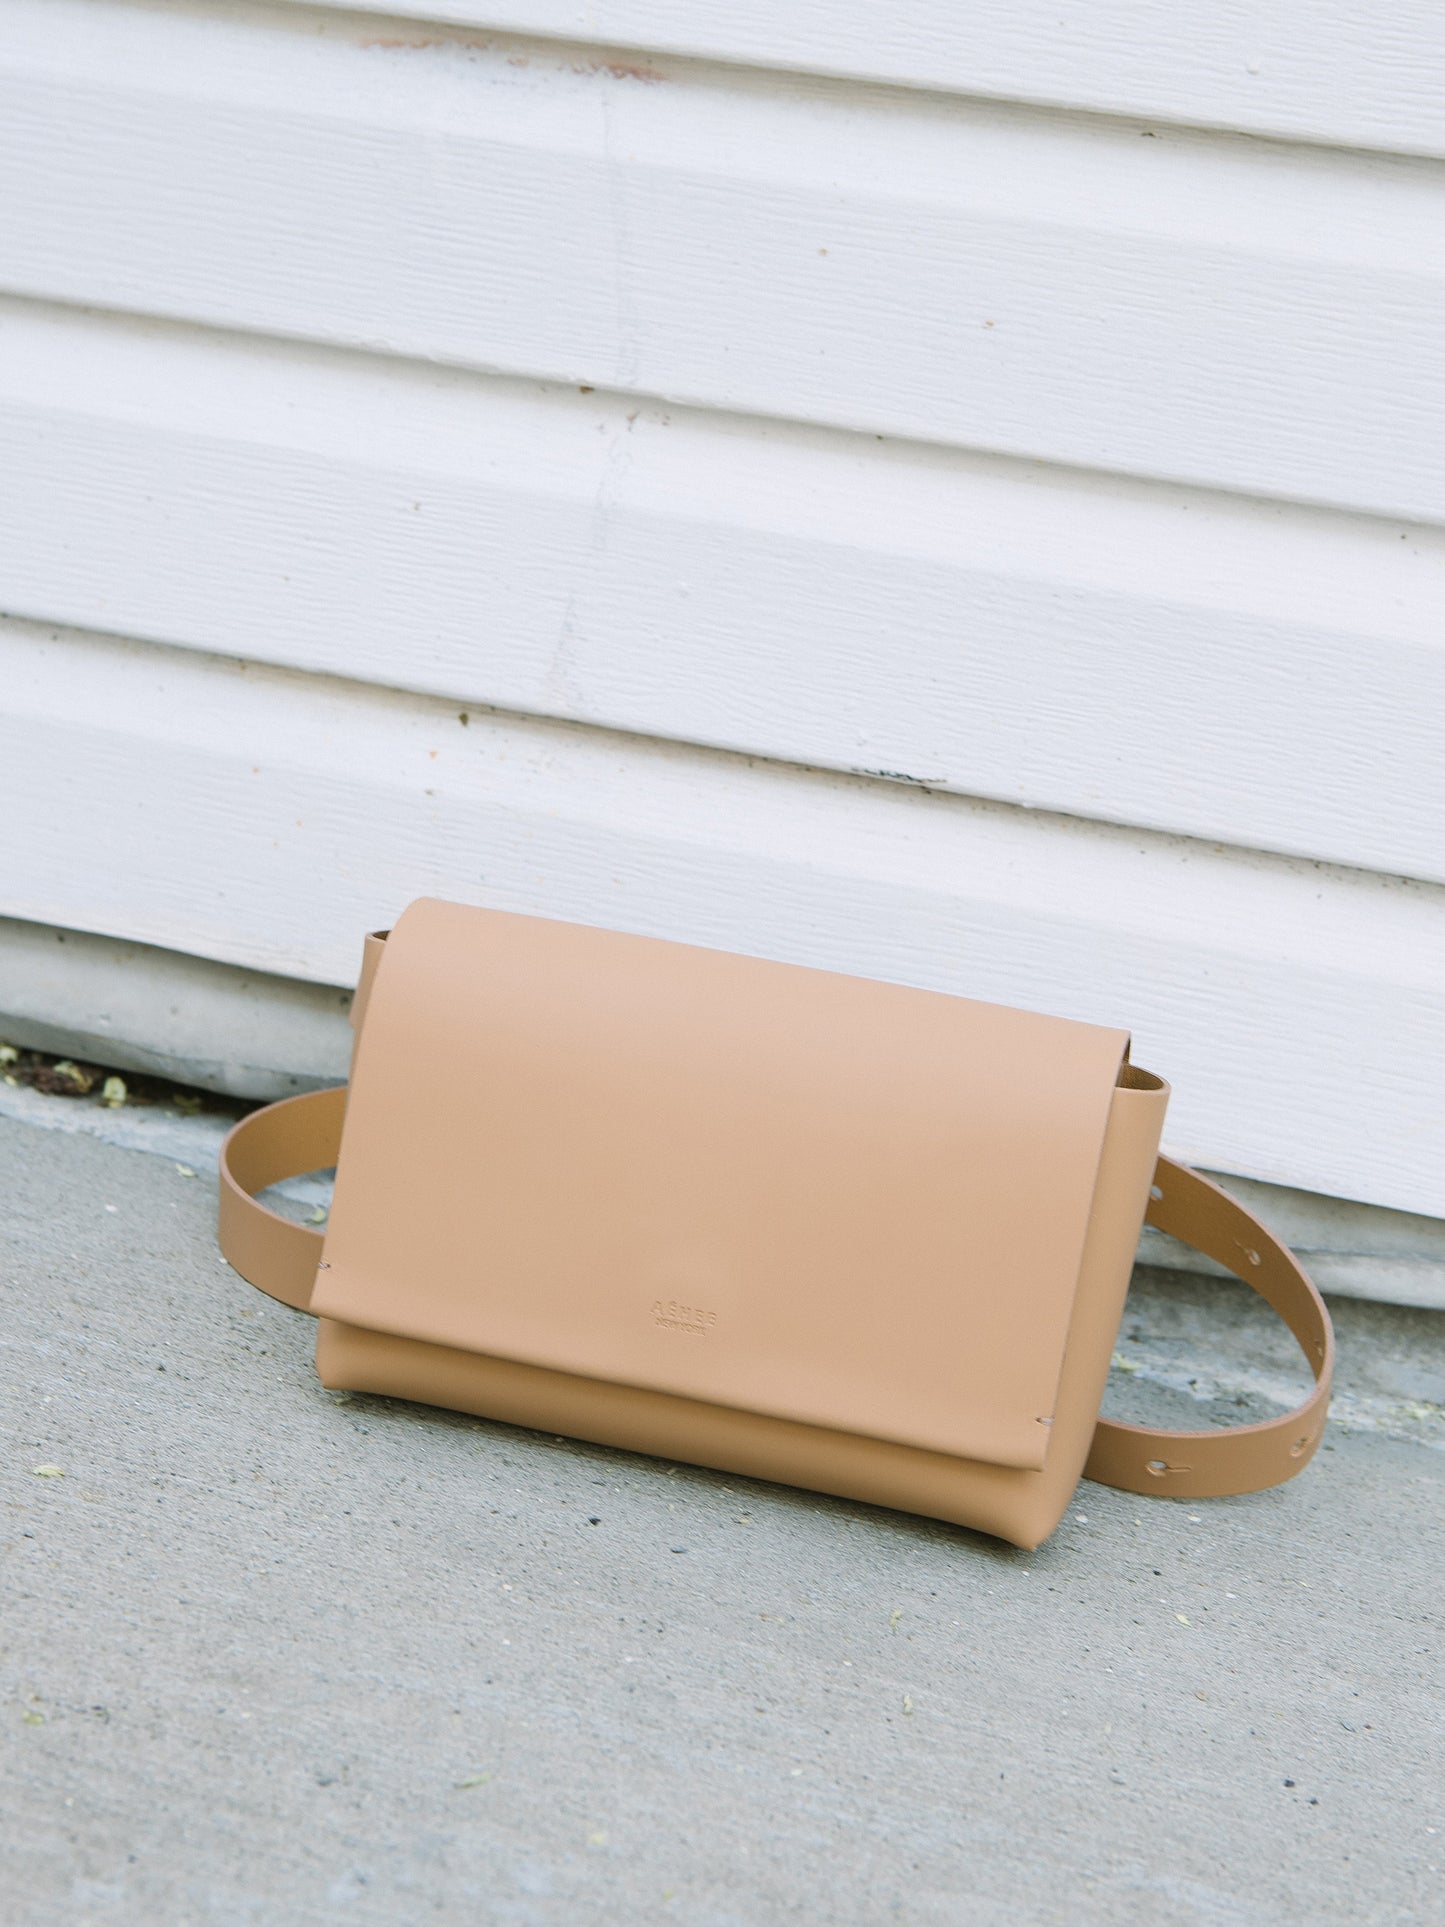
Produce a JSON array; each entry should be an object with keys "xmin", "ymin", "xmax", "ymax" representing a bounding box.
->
[{"xmin": 1, "ymin": 1114, "xmax": 1441, "ymax": 1926}]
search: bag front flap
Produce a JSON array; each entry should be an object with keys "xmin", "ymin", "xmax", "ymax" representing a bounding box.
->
[{"xmin": 312, "ymin": 900, "xmax": 1130, "ymax": 1471}]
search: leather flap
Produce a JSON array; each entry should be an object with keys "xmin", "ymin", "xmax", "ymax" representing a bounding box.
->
[{"xmin": 312, "ymin": 901, "xmax": 1130, "ymax": 1471}]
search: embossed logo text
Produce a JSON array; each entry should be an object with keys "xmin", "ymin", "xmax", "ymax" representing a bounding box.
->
[{"xmin": 651, "ymin": 1298, "xmax": 717, "ymax": 1337}]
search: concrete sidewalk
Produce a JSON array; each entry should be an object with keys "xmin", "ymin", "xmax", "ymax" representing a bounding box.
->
[{"xmin": 2, "ymin": 1116, "xmax": 1440, "ymax": 1925}]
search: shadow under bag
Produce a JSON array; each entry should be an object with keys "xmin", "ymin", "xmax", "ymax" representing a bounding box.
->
[{"xmin": 217, "ymin": 898, "xmax": 1333, "ymax": 1549}]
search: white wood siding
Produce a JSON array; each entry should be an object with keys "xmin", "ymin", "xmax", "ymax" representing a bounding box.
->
[
  {"xmin": 6, "ymin": 3, "xmax": 1445, "ymax": 521},
  {"xmin": 0, "ymin": 0, "xmax": 1441, "ymax": 1220},
  {"xmin": 280, "ymin": 0, "xmax": 1445, "ymax": 159},
  {"xmin": 6, "ymin": 301, "xmax": 1441, "ymax": 884}
]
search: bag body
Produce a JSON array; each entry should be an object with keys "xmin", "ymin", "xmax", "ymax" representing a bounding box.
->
[{"xmin": 219, "ymin": 900, "xmax": 1333, "ymax": 1549}]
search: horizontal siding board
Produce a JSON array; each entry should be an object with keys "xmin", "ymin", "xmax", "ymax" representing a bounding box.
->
[
  {"xmin": 2, "ymin": 618, "xmax": 1441, "ymax": 1218},
  {"xmin": 5, "ymin": 3, "xmax": 1445, "ymax": 521},
  {"xmin": 289, "ymin": 0, "xmax": 1445, "ymax": 159},
  {"xmin": 3, "ymin": 303, "xmax": 1443, "ymax": 882}
]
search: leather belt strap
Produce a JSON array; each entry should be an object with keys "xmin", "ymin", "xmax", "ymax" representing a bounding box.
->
[
  {"xmin": 218, "ymin": 1086, "xmax": 341, "ymax": 1316},
  {"xmin": 1085, "ymin": 1156, "xmax": 1333, "ymax": 1499},
  {"xmin": 218, "ymin": 1089, "xmax": 1333, "ymax": 1503}
]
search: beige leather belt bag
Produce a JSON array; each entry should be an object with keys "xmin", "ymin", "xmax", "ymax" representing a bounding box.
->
[{"xmin": 218, "ymin": 898, "xmax": 1333, "ymax": 1549}]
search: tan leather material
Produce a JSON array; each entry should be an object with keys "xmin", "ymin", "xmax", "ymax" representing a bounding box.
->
[
  {"xmin": 217, "ymin": 1086, "xmax": 341, "ymax": 1313},
  {"xmin": 1086, "ymin": 1156, "xmax": 1334, "ymax": 1499},
  {"xmin": 215, "ymin": 904, "xmax": 1335, "ymax": 1547},
  {"xmin": 312, "ymin": 899, "xmax": 1130, "ymax": 1469},
  {"xmin": 314, "ymin": 1072, "xmax": 1168, "ymax": 1550},
  {"xmin": 351, "ymin": 933, "xmax": 389, "ymax": 1035},
  {"xmin": 214, "ymin": 927, "xmax": 385, "ymax": 1308},
  {"xmin": 347, "ymin": 932, "xmax": 389, "ymax": 1073}
]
